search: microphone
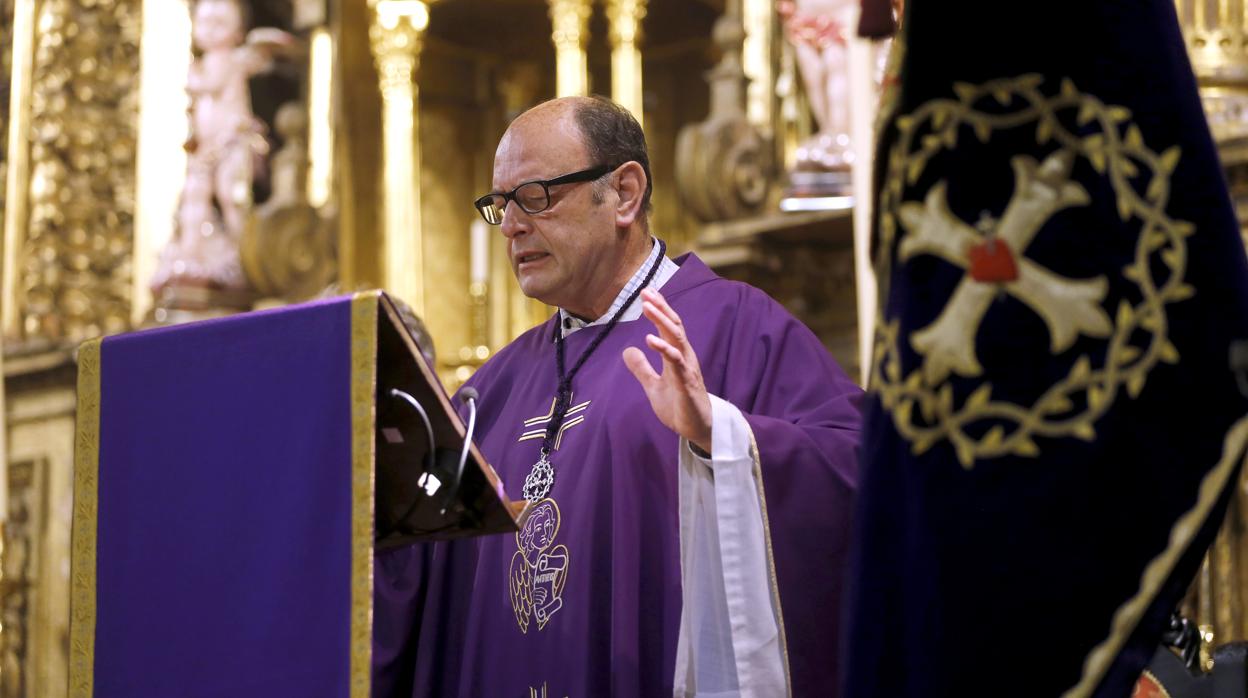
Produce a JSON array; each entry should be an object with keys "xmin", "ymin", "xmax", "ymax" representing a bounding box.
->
[
  {"xmin": 443, "ymin": 386, "xmax": 480, "ymax": 515},
  {"xmin": 382, "ymin": 388, "xmax": 438, "ymax": 540}
]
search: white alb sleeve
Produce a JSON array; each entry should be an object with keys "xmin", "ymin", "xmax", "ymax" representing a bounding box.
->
[{"xmin": 672, "ymin": 394, "xmax": 787, "ymax": 698}]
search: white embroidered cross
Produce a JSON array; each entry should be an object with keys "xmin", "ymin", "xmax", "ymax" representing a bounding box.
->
[{"xmin": 897, "ymin": 150, "xmax": 1113, "ymax": 383}]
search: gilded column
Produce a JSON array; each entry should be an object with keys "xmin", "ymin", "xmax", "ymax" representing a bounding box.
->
[
  {"xmin": 307, "ymin": 27, "xmax": 335, "ymax": 210},
  {"xmin": 0, "ymin": 0, "xmax": 15, "ymax": 556},
  {"xmin": 741, "ymin": 0, "xmax": 773, "ymax": 128},
  {"xmin": 1, "ymin": 0, "xmax": 14, "ymax": 231},
  {"xmin": 1175, "ymin": 0, "xmax": 1248, "ymax": 135},
  {"xmin": 548, "ymin": 0, "xmax": 592, "ymax": 98},
  {"xmin": 369, "ymin": 0, "xmax": 429, "ymax": 316},
  {"xmin": 1174, "ymin": 0, "xmax": 1248, "ymax": 652},
  {"xmin": 0, "ymin": 5, "xmax": 20, "ymax": 690},
  {"xmin": 493, "ymin": 65, "xmax": 552, "ymax": 343},
  {"xmin": 5, "ymin": 0, "xmax": 139, "ymax": 343},
  {"xmin": 606, "ymin": 0, "xmax": 646, "ymax": 124},
  {"xmin": 2, "ymin": 0, "xmax": 35, "ymax": 339},
  {"xmin": 132, "ymin": 0, "xmax": 191, "ymax": 326}
]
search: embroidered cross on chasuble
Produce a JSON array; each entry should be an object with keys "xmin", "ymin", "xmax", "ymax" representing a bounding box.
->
[{"xmin": 372, "ymin": 254, "xmax": 863, "ymax": 697}]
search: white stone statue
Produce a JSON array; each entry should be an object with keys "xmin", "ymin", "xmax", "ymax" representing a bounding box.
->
[
  {"xmin": 778, "ymin": 0, "xmax": 857, "ymax": 173},
  {"xmin": 151, "ymin": 0, "xmax": 296, "ymax": 298}
]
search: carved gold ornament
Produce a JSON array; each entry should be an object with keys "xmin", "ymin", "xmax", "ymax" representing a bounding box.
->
[{"xmin": 873, "ymin": 74, "xmax": 1194, "ymax": 468}]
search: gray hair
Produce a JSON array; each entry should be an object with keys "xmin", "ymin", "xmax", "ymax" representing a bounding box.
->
[{"xmin": 572, "ymin": 96, "xmax": 652, "ymax": 216}]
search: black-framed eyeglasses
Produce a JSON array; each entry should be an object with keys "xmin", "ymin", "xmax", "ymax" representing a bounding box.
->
[{"xmin": 474, "ymin": 164, "xmax": 615, "ymax": 225}]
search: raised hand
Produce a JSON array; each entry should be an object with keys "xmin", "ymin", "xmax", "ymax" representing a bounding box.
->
[{"xmin": 622, "ymin": 287, "xmax": 713, "ymax": 453}]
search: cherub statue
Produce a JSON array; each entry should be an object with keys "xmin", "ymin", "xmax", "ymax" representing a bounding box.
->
[
  {"xmin": 151, "ymin": 0, "xmax": 296, "ymax": 299},
  {"xmin": 778, "ymin": 0, "xmax": 857, "ymax": 173}
]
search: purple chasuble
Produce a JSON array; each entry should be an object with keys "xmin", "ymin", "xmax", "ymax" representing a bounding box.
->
[{"xmin": 373, "ymin": 254, "xmax": 862, "ymax": 697}]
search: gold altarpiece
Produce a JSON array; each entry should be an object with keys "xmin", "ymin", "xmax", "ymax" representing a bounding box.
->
[
  {"xmin": 0, "ymin": 0, "xmax": 1247, "ymax": 694},
  {"xmin": 0, "ymin": 1, "xmax": 726, "ymax": 693},
  {"xmin": 1176, "ymin": 0, "xmax": 1248, "ymax": 667}
]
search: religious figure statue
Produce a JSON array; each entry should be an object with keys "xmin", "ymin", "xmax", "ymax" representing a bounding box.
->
[
  {"xmin": 778, "ymin": 0, "xmax": 857, "ymax": 176},
  {"xmin": 150, "ymin": 0, "xmax": 296, "ymax": 305}
]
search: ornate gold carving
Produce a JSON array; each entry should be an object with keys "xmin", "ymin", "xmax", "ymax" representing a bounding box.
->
[
  {"xmin": 69, "ymin": 338, "xmax": 101, "ymax": 698},
  {"xmin": 548, "ymin": 0, "xmax": 591, "ymax": 97},
  {"xmin": 349, "ymin": 291, "xmax": 378, "ymax": 698},
  {"xmin": 606, "ymin": 0, "xmax": 647, "ymax": 123},
  {"xmin": 1, "ymin": 0, "xmax": 13, "ymax": 232},
  {"xmin": 1176, "ymin": 0, "xmax": 1248, "ymax": 84},
  {"xmin": 1210, "ymin": 510, "xmax": 1242, "ymax": 640},
  {"xmin": 1, "ymin": 350, "xmax": 77, "ymax": 698},
  {"xmin": 369, "ymin": 0, "xmax": 428, "ymax": 316},
  {"xmin": 1176, "ymin": 0, "xmax": 1248, "ymax": 137},
  {"xmin": 0, "ymin": 459, "xmax": 40, "ymax": 698},
  {"xmin": 606, "ymin": 0, "xmax": 645, "ymax": 53},
  {"xmin": 21, "ymin": 0, "xmax": 139, "ymax": 343},
  {"xmin": 241, "ymin": 103, "xmax": 337, "ymax": 302},
  {"xmin": 1185, "ymin": 463, "xmax": 1248, "ymax": 653},
  {"xmin": 1176, "ymin": 0, "xmax": 1248, "ymax": 655},
  {"xmin": 370, "ymin": 0, "xmax": 428, "ymax": 84},
  {"xmin": 874, "ymin": 75, "xmax": 1191, "ymax": 467},
  {"xmin": 675, "ymin": 9, "xmax": 774, "ymax": 223}
]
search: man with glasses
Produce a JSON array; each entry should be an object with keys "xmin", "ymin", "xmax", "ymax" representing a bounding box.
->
[{"xmin": 374, "ymin": 96, "xmax": 862, "ymax": 697}]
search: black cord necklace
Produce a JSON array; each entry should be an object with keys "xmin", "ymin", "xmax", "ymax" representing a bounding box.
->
[{"xmin": 521, "ymin": 239, "xmax": 668, "ymax": 501}]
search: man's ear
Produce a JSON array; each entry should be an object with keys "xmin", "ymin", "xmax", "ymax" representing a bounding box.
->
[{"xmin": 613, "ymin": 161, "xmax": 647, "ymax": 228}]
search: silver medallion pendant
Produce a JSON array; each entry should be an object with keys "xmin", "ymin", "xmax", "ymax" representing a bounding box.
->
[{"xmin": 522, "ymin": 453, "xmax": 555, "ymax": 501}]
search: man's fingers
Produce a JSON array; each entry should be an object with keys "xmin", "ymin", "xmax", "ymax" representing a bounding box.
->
[
  {"xmin": 642, "ymin": 289, "xmax": 683, "ymax": 325},
  {"xmin": 641, "ymin": 287, "xmax": 679, "ymax": 322},
  {"xmin": 622, "ymin": 346, "xmax": 660, "ymax": 389},
  {"xmin": 642, "ymin": 300, "xmax": 686, "ymax": 348},
  {"xmin": 645, "ymin": 333, "xmax": 686, "ymax": 368}
]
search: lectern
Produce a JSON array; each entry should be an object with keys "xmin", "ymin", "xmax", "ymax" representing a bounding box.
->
[{"xmin": 69, "ymin": 291, "xmax": 521, "ymax": 698}]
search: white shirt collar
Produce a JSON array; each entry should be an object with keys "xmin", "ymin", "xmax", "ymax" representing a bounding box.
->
[{"xmin": 558, "ymin": 237, "xmax": 679, "ymax": 338}]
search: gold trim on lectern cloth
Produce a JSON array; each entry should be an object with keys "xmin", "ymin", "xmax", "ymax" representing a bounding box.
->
[
  {"xmin": 70, "ymin": 338, "xmax": 103, "ymax": 698},
  {"xmin": 350, "ymin": 291, "xmax": 380, "ymax": 698}
]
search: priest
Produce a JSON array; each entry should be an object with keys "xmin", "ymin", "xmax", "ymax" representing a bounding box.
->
[{"xmin": 373, "ymin": 96, "xmax": 862, "ymax": 697}]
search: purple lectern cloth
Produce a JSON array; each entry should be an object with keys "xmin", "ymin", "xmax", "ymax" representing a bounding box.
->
[
  {"xmin": 373, "ymin": 255, "xmax": 863, "ymax": 697},
  {"xmin": 95, "ymin": 297, "xmax": 355, "ymax": 697}
]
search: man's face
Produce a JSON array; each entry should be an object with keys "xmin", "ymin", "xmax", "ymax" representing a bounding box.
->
[{"xmin": 491, "ymin": 112, "xmax": 624, "ymax": 316}]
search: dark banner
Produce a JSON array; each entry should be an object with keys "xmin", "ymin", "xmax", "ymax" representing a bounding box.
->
[{"xmin": 846, "ymin": 1, "xmax": 1248, "ymax": 695}]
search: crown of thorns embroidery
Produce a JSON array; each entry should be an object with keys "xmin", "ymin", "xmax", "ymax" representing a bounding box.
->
[{"xmin": 873, "ymin": 74, "xmax": 1194, "ymax": 468}]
